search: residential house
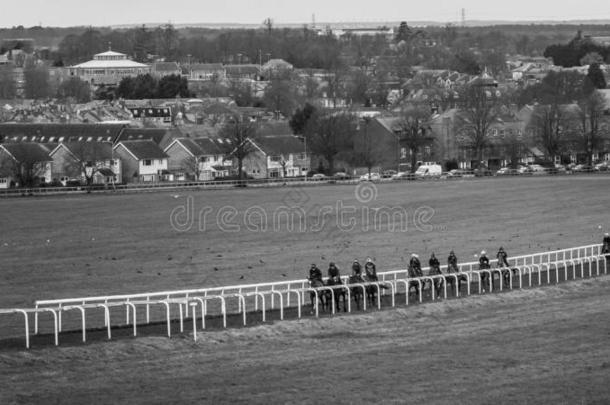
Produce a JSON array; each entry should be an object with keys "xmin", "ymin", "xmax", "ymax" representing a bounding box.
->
[
  {"xmin": 260, "ymin": 59, "xmax": 293, "ymax": 80},
  {"xmin": 0, "ymin": 123, "xmax": 126, "ymax": 144},
  {"xmin": 164, "ymin": 137, "xmax": 230, "ymax": 180},
  {"xmin": 114, "ymin": 128, "xmax": 179, "ymax": 150},
  {"xmin": 113, "ymin": 140, "xmax": 169, "ymax": 183},
  {"xmin": 429, "ymin": 107, "xmax": 531, "ymax": 169},
  {"xmin": 49, "ymin": 142, "xmax": 121, "ymax": 185},
  {"xmin": 224, "ymin": 64, "xmax": 261, "ymax": 81},
  {"xmin": 128, "ymin": 106, "xmax": 173, "ymax": 126},
  {"xmin": 188, "ymin": 63, "xmax": 225, "ymax": 81},
  {"xmin": 239, "ymin": 135, "xmax": 309, "ymax": 179},
  {"xmin": 0, "ymin": 143, "xmax": 53, "ymax": 188},
  {"xmin": 151, "ymin": 62, "xmax": 181, "ymax": 78}
]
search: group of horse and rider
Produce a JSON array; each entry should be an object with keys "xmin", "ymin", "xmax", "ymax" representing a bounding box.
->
[
  {"xmin": 307, "ymin": 247, "xmax": 528, "ymax": 310},
  {"xmin": 306, "ymin": 233, "xmax": 610, "ymax": 313}
]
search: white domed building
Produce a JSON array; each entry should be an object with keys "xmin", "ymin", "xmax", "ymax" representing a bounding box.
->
[{"xmin": 68, "ymin": 48, "xmax": 150, "ymax": 86}]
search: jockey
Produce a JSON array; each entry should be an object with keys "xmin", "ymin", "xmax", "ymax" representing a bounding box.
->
[
  {"xmin": 308, "ymin": 263, "xmax": 323, "ymax": 283},
  {"xmin": 408, "ymin": 253, "xmax": 423, "ymax": 277},
  {"xmin": 479, "ymin": 250, "xmax": 491, "ymax": 292},
  {"xmin": 364, "ymin": 257, "xmax": 378, "ymax": 281},
  {"xmin": 351, "ymin": 259, "xmax": 363, "ymax": 278},
  {"xmin": 603, "ymin": 233, "xmax": 610, "ymax": 254},
  {"xmin": 478, "ymin": 251, "xmax": 490, "ymax": 269},
  {"xmin": 447, "ymin": 250, "xmax": 459, "ymax": 273},
  {"xmin": 429, "ymin": 252, "xmax": 443, "ymax": 298},
  {"xmin": 429, "ymin": 253, "xmax": 441, "ymax": 275},
  {"xmin": 408, "ymin": 253, "xmax": 423, "ymax": 297},
  {"xmin": 496, "ymin": 247, "xmax": 509, "ymax": 267},
  {"xmin": 496, "ymin": 247, "xmax": 511, "ymax": 285},
  {"xmin": 327, "ymin": 262, "xmax": 341, "ymax": 281}
]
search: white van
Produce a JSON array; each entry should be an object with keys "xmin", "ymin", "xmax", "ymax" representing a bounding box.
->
[{"xmin": 415, "ymin": 163, "xmax": 442, "ymax": 178}]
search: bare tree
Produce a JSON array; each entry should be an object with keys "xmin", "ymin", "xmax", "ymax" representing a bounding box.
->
[
  {"xmin": 63, "ymin": 142, "xmax": 114, "ymax": 190},
  {"xmin": 262, "ymin": 68, "xmax": 299, "ymax": 118},
  {"xmin": 0, "ymin": 144, "xmax": 49, "ymax": 188},
  {"xmin": 394, "ymin": 105, "xmax": 434, "ymax": 173},
  {"xmin": 528, "ymin": 104, "xmax": 571, "ymax": 163},
  {"xmin": 181, "ymin": 155, "xmax": 203, "ymax": 180},
  {"xmin": 303, "ymin": 110, "xmax": 356, "ymax": 174},
  {"xmin": 323, "ymin": 63, "xmax": 347, "ymax": 108},
  {"xmin": 351, "ymin": 116, "xmax": 383, "ymax": 176},
  {"xmin": 455, "ymin": 84, "xmax": 501, "ymax": 167},
  {"xmin": 220, "ymin": 116, "xmax": 259, "ymax": 181},
  {"xmin": 574, "ymin": 90, "xmax": 609, "ymax": 166}
]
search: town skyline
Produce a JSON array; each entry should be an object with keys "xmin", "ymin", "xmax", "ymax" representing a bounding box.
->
[{"xmin": 3, "ymin": 0, "xmax": 610, "ymax": 28}]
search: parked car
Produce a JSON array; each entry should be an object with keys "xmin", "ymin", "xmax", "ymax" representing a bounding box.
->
[
  {"xmin": 447, "ymin": 169, "xmax": 472, "ymax": 178},
  {"xmin": 359, "ymin": 172, "xmax": 381, "ymax": 181},
  {"xmin": 311, "ymin": 173, "xmax": 328, "ymax": 180},
  {"xmin": 573, "ymin": 164, "xmax": 594, "ymax": 172},
  {"xmin": 474, "ymin": 167, "xmax": 493, "ymax": 177},
  {"xmin": 333, "ymin": 172, "xmax": 351, "ymax": 180},
  {"xmin": 382, "ymin": 170, "xmax": 397, "ymax": 178},
  {"xmin": 496, "ymin": 167, "xmax": 519, "ymax": 176},
  {"xmin": 391, "ymin": 171, "xmax": 415, "ymax": 180},
  {"xmin": 594, "ymin": 162, "xmax": 609, "ymax": 171}
]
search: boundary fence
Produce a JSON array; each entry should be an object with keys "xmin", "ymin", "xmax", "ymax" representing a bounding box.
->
[
  {"xmin": 0, "ymin": 243, "xmax": 607, "ymax": 348},
  {"xmin": 1, "ymin": 169, "xmax": 609, "ymax": 198}
]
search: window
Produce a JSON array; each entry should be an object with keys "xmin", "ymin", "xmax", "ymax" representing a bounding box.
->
[{"xmin": 143, "ymin": 159, "xmax": 152, "ymax": 166}]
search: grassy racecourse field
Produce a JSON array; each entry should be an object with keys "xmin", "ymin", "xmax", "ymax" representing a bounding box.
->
[{"xmin": 1, "ymin": 175, "xmax": 610, "ymax": 403}]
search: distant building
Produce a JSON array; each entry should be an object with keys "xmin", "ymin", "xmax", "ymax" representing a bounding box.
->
[
  {"xmin": 127, "ymin": 107, "xmax": 172, "ymax": 126},
  {"xmin": 113, "ymin": 140, "xmax": 169, "ymax": 183},
  {"xmin": 150, "ymin": 62, "xmax": 181, "ymax": 78},
  {"xmin": 164, "ymin": 137, "xmax": 230, "ymax": 181},
  {"xmin": 188, "ymin": 63, "xmax": 225, "ymax": 81},
  {"xmin": 0, "ymin": 142, "xmax": 53, "ymax": 187},
  {"xmin": 49, "ymin": 142, "xmax": 121, "ymax": 185},
  {"xmin": 68, "ymin": 48, "xmax": 150, "ymax": 86}
]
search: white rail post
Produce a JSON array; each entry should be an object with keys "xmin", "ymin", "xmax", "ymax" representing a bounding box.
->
[
  {"xmin": 270, "ymin": 285, "xmax": 275, "ymax": 309},
  {"xmin": 34, "ymin": 304, "xmax": 39, "ymax": 335},
  {"xmin": 146, "ymin": 296, "xmax": 151, "ymax": 324},
  {"xmin": 162, "ymin": 301, "xmax": 171, "ymax": 337},
  {"xmin": 14, "ymin": 310, "xmax": 30, "ymax": 349},
  {"xmin": 193, "ymin": 297, "xmax": 205, "ymax": 329},
  {"xmin": 178, "ymin": 301, "xmax": 184, "ymax": 333},
  {"xmin": 57, "ymin": 304, "xmax": 63, "ymax": 333},
  {"xmin": 256, "ymin": 292, "xmax": 266, "ymax": 322},
  {"xmin": 221, "ymin": 296, "xmax": 227, "ymax": 328},
  {"xmin": 126, "ymin": 302, "xmax": 137, "ymax": 336},
  {"xmin": 272, "ymin": 291, "xmax": 284, "ymax": 320},
  {"xmin": 237, "ymin": 295, "xmax": 246, "ymax": 326},
  {"xmin": 66, "ymin": 306, "xmax": 86, "ymax": 343},
  {"xmin": 98, "ymin": 304, "xmax": 111, "ymax": 339},
  {"xmin": 190, "ymin": 302, "xmax": 198, "ymax": 341}
]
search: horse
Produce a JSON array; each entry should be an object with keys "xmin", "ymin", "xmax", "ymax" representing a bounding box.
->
[
  {"xmin": 347, "ymin": 275, "xmax": 366, "ymax": 310},
  {"xmin": 428, "ymin": 266, "xmax": 444, "ymax": 298},
  {"xmin": 308, "ymin": 278, "xmax": 329, "ymax": 313},
  {"xmin": 445, "ymin": 264, "xmax": 467, "ymax": 295},
  {"xmin": 326, "ymin": 275, "xmax": 348, "ymax": 313}
]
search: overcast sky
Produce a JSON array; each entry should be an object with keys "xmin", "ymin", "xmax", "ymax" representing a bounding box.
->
[{"xmin": 3, "ymin": 0, "xmax": 610, "ymax": 27}]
